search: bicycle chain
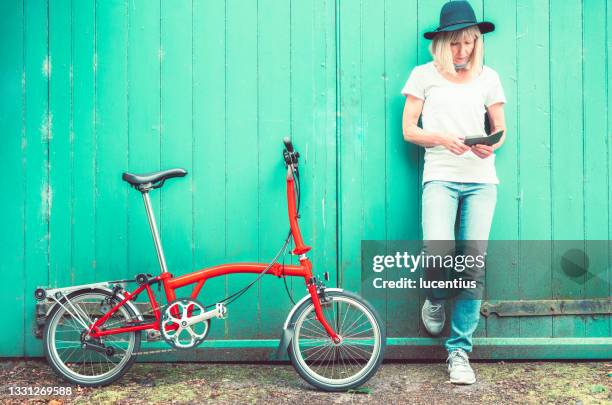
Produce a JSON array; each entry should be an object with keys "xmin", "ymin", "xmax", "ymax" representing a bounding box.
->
[
  {"xmin": 95, "ymin": 304, "xmax": 183, "ymax": 356},
  {"xmin": 133, "ymin": 347, "xmax": 178, "ymax": 356}
]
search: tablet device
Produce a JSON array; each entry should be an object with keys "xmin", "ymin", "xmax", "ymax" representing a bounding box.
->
[{"xmin": 463, "ymin": 130, "xmax": 503, "ymax": 146}]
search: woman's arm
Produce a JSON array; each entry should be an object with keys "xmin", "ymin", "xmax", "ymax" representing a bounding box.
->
[
  {"xmin": 487, "ymin": 102, "xmax": 506, "ymax": 150},
  {"xmin": 402, "ymin": 95, "xmax": 470, "ymax": 155},
  {"xmin": 471, "ymin": 102, "xmax": 506, "ymax": 159}
]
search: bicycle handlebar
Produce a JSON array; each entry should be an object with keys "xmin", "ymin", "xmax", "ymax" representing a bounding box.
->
[
  {"xmin": 283, "ymin": 137, "xmax": 300, "ymax": 167},
  {"xmin": 283, "ymin": 137, "xmax": 294, "ymax": 153}
]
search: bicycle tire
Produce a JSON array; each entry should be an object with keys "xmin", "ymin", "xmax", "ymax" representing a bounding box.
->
[
  {"xmin": 288, "ymin": 290, "xmax": 385, "ymax": 391},
  {"xmin": 43, "ymin": 288, "xmax": 141, "ymax": 387}
]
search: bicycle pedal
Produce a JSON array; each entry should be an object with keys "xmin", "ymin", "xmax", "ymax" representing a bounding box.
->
[{"xmin": 216, "ymin": 303, "xmax": 228, "ymax": 319}]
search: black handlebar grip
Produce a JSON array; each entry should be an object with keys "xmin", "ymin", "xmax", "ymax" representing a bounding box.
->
[{"xmin": 283, "ymin": 137, "xmax": 294, "ymax": 152}]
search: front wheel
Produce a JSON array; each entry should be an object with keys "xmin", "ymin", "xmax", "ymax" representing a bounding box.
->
[{"xmin": 288, "ymin": 290, "xmax": 385, "ymax": 391}]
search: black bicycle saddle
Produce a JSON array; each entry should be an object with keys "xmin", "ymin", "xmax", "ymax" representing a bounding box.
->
[{"xmin": 122, "ymin": 168, "xmax": 187, "ymax": 187}]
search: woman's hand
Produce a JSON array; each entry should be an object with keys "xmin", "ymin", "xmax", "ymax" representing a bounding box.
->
[
  {"xmin": 439, "ymin": 133, "xmax": 470, "ymax": 155},
  {"xmin": 471, "ymin": 144, "xmax": 494, "ymax": 159}
]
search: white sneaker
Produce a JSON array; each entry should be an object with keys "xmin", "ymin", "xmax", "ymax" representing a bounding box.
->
[
  {"xmin": 447, "ymin": 349, "xmax": 476, "ymax": 385},
  {"xmin": 421, "ymin": 299, "xmax": 445, "ymax": 336}
]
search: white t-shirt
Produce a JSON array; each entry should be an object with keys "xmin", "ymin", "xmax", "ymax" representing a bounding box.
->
[{"xmin": 401, "ymin": 62, "xmax": 506, "ymax": 184}]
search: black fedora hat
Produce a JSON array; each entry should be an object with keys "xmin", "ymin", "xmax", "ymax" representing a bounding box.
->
[{"xmin": 424, "ymin": 0, "xmax": 495, "ymax": 40}]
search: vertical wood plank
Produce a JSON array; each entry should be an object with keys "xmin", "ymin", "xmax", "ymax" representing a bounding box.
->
[
  {"xmin": 516, "ymin": 0, "xmax": 553, "ymax": 338},
  {"xmin": 290, "ymin": 0, "xmax": 338, "ymax": 302},
  {"xmin": 550, "ymin": 0, "xmax": 586, "ymax": 337},
  {"xmin": 582, "ymin": 0, "xmax": 609, "ymax": 337},
  {"xmin": 225, "ymin": 0, "xmax": 259, "ymax": 338},
  {"xmin": 337, "ymin": 0, "xmax": 363, "ymax": 295},
  {"xmin": 192, "ymin": 0, "xmax": 227, "ymax": 339},
  {"xmin": 608, "ymin": 0, "xmax": 612, "ymax": 338},
  {"xmin": 72, "ymin": 0, "xmax": 96, "ymax": 285},
  {"xmin": 127, "ymin": 0, "xmax": 161, "ymax": 287},
  {"xmin": 310, "ymin": 0, "xmax": 338, "ymax": 291},
  {"xmin": 357, "ymin": 0, "xmax": 387, "ymax": 336},
  {"xmin": 0, "ymin": 0, "xmax": 25, "ymax": 355},
  {"xmin": 385, "ymin": 0, "xmax": 420, "ymax": 338},
  {"xmin": 95, "ymin": 0, "xmax": 128, "ymax": 284},
  {"xmin": 484, "ymin": 0, "xmax": 520, "ymax": 340},
  {"xmin": 338, "ymin": 0, "xmax": 387, "ymax": 291},
  {"xmin": 160, "ymin": 0, "xmax": 193, "ymax": 285},
  {"xmin": 361, "ymin": 0, "xmax": 387, "ymax": 248},
  {"xmin": 257, "ymin": 0, "xmax": 291, "ymax": 338},
  {"xmin": 24, "ymin": 0, "xmax": 50, "ymax": 356},
  {"xmin": 49, "ymin": 0, "xmax": 73, "ymax": 290}
]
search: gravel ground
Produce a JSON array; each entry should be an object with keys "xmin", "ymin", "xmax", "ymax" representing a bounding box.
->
[{"xmin": 0, "ymin": 359, "xmax": 610, "ymax": 405}]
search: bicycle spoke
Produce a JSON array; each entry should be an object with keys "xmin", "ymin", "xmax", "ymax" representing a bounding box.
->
[
  {"xmin": 303, "ymin": 341, "xmax": 334, "ymax": 362},
  {"xmin": 299, "ymin": 323, "xmax": 328, "ymax": 339},
  {"xmin": 338, "ymin": 303, "xmax": 351, "ymax": 334},
  {"xmin": 342, "ymin": 319, "xmax": 372, "ymax": 339},
  {"xmin": 343, "ymin": 326, "xmax": 374, "ymax": 338},
  {"xmin": 340, "ymin": 312, "xmax": 366, "ymax": 337}
]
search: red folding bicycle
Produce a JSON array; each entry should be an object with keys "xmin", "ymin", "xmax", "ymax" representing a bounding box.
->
[{"xmin": 35, "ymin": 138, "xmax": 385, "ymax": 391}]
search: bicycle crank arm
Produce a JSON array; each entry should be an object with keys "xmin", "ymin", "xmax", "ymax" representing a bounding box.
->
[{"xmin": 185, "ymin": 303, "xmax": 227, "ymax": 326}]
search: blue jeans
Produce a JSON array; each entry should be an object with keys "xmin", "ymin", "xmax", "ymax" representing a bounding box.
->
[{"xmin": 421, "ymin": 181, "xmax": 497, "ymax": 353}]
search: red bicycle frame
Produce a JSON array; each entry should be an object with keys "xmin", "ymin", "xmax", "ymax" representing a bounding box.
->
[{"xmin": 89, "ymin": 165, "xmax": 339, "ymax": 342}]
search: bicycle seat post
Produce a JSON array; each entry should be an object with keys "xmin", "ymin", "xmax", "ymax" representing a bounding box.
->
[{"xmin": 141, "ymin": 187, "xmax": 169, "ymax": 274}]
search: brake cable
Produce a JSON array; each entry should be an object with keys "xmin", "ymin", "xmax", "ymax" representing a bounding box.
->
[
  {"xmin": 203, "ymin": 229, "xmax": 292, "ymax": 309},
  {"xmin": 205, "ymin": 162, "xmax": 302, "ymax": 309}
]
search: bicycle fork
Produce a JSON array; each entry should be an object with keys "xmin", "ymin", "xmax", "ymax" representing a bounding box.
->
[
  {"xmin": 306, "ymin": 282, "xmax": 341, "ymax": 344},
  {"xmin": 275, "ymin": 285, "xmax": 344, "ymax": 359}
]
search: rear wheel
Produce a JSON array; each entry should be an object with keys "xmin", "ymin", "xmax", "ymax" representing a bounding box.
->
[
  {"xmin": 288, "ymin": 290, "xmax": 385, "ymax": 391},
  {"xmin": 43, "ymin": 288, "xmax": 141, "ymax": 386}
]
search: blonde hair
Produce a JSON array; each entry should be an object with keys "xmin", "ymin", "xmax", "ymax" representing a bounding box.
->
[{"xmin": 429, "ymin": 26, "xmax": 483, "ymax": 77}]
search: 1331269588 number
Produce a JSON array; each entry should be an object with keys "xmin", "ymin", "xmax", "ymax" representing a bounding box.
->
[{"xmin": 8, "ymin": 386, "xmax": 72, "ymax": 396}]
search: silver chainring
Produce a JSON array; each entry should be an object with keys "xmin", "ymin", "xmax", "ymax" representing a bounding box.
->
[{"xmin": 159, "ymin": 299, "xmax": 210, "ymax": 349}]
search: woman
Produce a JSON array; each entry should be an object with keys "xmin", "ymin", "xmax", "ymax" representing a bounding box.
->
[{"xmin": 401, "ymin": 0, "xmax": 506, "ymax": 385}]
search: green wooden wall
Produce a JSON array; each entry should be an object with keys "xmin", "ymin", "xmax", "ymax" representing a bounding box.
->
[{"xmin": 1, "ymin": 0, "xmax": 610, "ymax": 359}]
